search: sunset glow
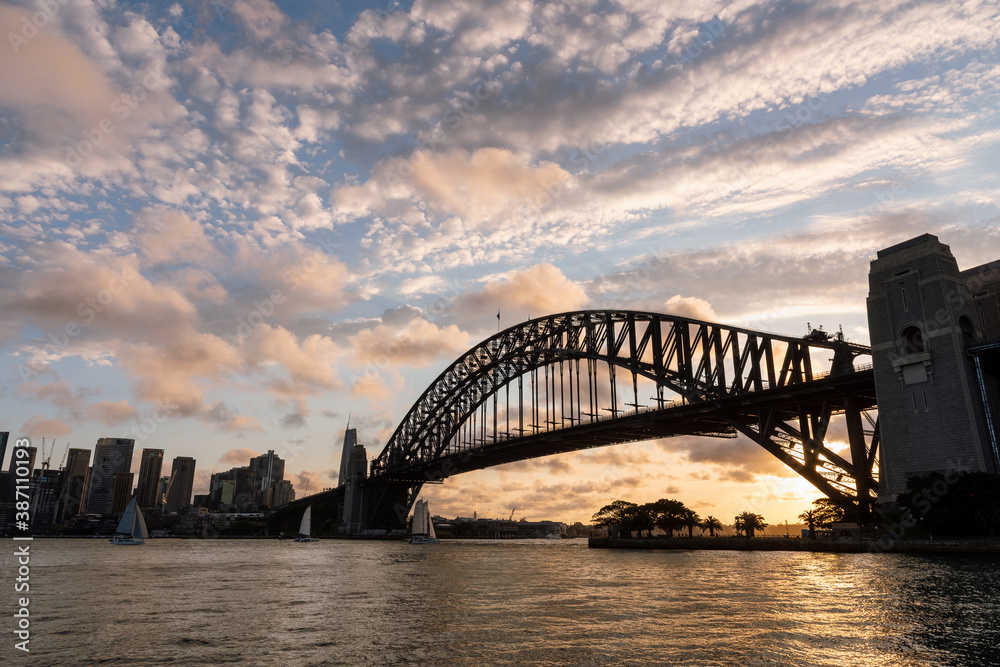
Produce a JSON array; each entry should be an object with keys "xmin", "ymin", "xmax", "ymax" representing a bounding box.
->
[{"xmin": 3, "ymin": 0, "xmax": 999, "ymax": 526}]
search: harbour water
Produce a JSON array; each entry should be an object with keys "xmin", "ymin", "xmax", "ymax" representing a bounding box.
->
[{"xmin": 5, "ymin": 538, "xmax": 1000, "ymax": 666}]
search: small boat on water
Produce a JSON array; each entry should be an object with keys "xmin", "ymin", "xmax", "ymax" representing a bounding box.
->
[
  {"xmin": 408, "ymin": 499, "xmax": 440, "ymax": 544},
  {"xmin": 109, "ymin": 497, "xmax": 148, "ymax": 545},
  {"xmin": 294, "ymin": 505, "xmax": 319, "ymax": 542}
]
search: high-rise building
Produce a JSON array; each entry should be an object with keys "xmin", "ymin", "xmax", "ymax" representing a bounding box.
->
[
  {"xmin": 55, "ymin": 448, "xmax": 91, "ymax": 523},
  {"xmin": 163, "ymin": 457, "xmax": 196, "ymax": 513},
  {"xmin": 156, "ymin": 476, "xmax": 170, "ymax": 511},
  {"xmin": 29, "ymin": 468, "xmax": 62, "ymax": 528},
  {"xmin": 868, "ymin": 234, "xmax": 1000, "ymax": 498},
  {"xmin": 219, "ymin": 479, "xmax": 236, "ymax": 507},
  {"xmin": 272, "ymin": 479, "xmax": 295, "ymax": 508},
  {"xmin": 135, "ymin": 449, "xmax": 164, "ymax": 509},
  {"xmin": 250, "ymin": 450, "xmax": 285, "ymax": 505},
  {"xmin": 8, "ymin": 445, "xmax": 37, "ymax": 475},
  {"xmin": 343, "ymin": 441, "xmax": 369, "ymax": 534},
  {"xmin": 0, "ymin": 431, "xmax": 9, "ymax": 471},
  {"xmin": 338, "ymin": 427, "xmax": 358, "ymax": 486},
  {"xmin": 110, "ymin": 471, "xmax": 135, "ymax": 514},
  {"xmin": 84, "ymin": 438, "xmax": 134, "ymax": 515}
]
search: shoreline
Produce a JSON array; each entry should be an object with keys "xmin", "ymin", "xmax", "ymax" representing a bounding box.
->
[{"xmin": 588, "ymin": 536, "xmax": 1000, "ymax": 555}]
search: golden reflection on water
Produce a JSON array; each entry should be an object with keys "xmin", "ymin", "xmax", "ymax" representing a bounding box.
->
[{"xmin": 8, "ymin": 539, "xmax": 1000, "ymax": 666}]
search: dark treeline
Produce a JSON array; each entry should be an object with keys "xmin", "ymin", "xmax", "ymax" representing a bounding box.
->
[{"xmin": 591, "ymin": 499, "xmax": 764, "ymax": 538}]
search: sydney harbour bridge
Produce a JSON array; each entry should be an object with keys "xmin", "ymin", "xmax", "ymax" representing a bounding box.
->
[{"xmin": 284, "ymin": 310, "xmax": 881, "ymax": 533}]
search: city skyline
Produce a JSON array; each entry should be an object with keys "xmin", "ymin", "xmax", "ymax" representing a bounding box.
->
[{"xmin": 2, "ymin": 0, "xmax": 1000, "ymax": 525}]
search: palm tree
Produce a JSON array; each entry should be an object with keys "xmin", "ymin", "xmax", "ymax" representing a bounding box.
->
[
  {"xmin": 734, "ymin": 511, "xmax": 767, "ymax": 538},
  {"xmin": 798, "ymin": 509, "xmax": 818, "ymax": 539},
  {"xmin": 701, "ymin": 515, "xmax": 723, "ymax": 537},
  {"xmin": 681, "ymin": 508, "xmax": 700, "ymax": 537}
]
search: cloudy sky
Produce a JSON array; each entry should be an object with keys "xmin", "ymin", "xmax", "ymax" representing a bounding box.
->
[{"xmin": 2, "ymin": 0, "xmax": 999, "ymax": 525}]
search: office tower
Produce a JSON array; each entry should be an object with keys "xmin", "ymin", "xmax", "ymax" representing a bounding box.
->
[
  {"xmin": 84, "ymin": 438, "xmax": 135, "ymax": 515},
  {"xmin": 8, "ymin": 445, "xmax": 37, "ymax": 475},
  {"xmin": 0, "ymin": 431, "xmax": 8, "ymax": 470},
  {"xmin": 232, "ymin": 467, "xmax": 256, "ymax": 509},
  {"xmin": 338, "ymin": 427, "xmax": 358, "ymax": 486},
  {"xmin": 867, "ymin": 234, "xmax": 1000, "ymax": 498},
  {"xmin": 55, "ymin": 448, "xmax": 91, "ymax": 523},
  {"xmin": 135, "ymin": 449, "xmax": 164, "ymax": 509},
  {"xmin": 110, "ymin": 471, "xmax": 135, "ymax": 514},
  {"xmin": 250, "ymin": 450, "xmax": 285, "ymax": 505},
  {"xmin": 272, "ymin": 479, "xmax": 295, "ymax": 508},
  {"xmin": 163, "ymin": 457, "xmax": 196, "ymax": 513},
  {"xmin": 343, "ymin": 441, "xmax": 368, "ymax": 534},
  {"xmin": 156, "ymin": 476, "xmax": 170, "ymax": 511},
  {"xmin": 29, "ymin": 468, "xmax": 63, "ymax": 528}
]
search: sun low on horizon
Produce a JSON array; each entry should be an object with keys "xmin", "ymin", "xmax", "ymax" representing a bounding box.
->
[{"xmin": 2, "ymin": 0, "xmax": 999, "ymax": 527}]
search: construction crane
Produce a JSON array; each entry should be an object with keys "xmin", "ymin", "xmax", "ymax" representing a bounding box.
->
[
  {"xmin": 58, "ymin": 443, "xmax": 69, "ymax": 470},
  {"xmin": 39, "ymin": 437, "xmax": 50, "ymax": 469},
  {"xmin": 509, "ymin": 508, "xmax": 516, "ymax": 521}
]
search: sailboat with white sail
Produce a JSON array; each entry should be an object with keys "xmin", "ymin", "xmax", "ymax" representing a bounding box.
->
[
  {"xmin": 408, "ymin": 499, "xmax": 440, "ymax": 544},
  {"xmin": 294, "ymin": 505, "xmax": 319, "ymax": 542},
  {"xmin": 109, "ymin": 496, "xmax": 148, "ymax": 545}
]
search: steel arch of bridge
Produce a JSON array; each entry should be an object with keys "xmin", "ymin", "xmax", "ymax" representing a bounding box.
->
[{"xmin": 368, "ymin": 310, "xmax": 880, "ymax": 526}]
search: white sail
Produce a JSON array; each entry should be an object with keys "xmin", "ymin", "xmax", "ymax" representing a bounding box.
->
[
  {"xmin": 411, "ymin": 500, "xmax": 424, "ymax": 536},
  {"xmin": 110, "ymin": 497, "xmax": 146, "ymax": 544},
  {"xmin": 426, "ymin": 503, "xmax": 436, "ymax": 539},
  {"xmin": 115, "ymin": 497, "xmax": 144, "ymax": 537},
  {"xmin": 133, "ymin": 503, "xmax": 149, "ymax": 539},
  {"xmin": 115, "ymin": 499, "xmax": 134, "ymax": 535},
  {"xmin": 408, "ymin": 499, "xmax": 439, "ymax": 544},
  {"xmin": 299, "ymin": 505, "xmax": 312, "ymax": 537}
]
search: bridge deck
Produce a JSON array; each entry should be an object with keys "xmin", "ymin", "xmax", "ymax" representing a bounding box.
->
[{"xmin": 374, "ymin": 369, "xmax": 876, "ymax": 482}]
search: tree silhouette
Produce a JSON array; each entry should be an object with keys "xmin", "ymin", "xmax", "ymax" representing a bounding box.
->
[
  {"xmin": 734, "ymin": 511, "xmax": 767, "ymax": 538},
  {"xmin": 700, "ymin": 515, "xmax": 723, "ymax": 537},
  {"xmin": 798, "ymin": 509, "xmax": 818, "ymax": 539},
  {"xmin": 811, "ymin": 498, "xmax": 849, "ymax": 526},
  {"xmin": 646, "ymin": 498, "xmax": 687, "ymax": 537},
  {"xmin": 681, "ymin": 508, "xmax": 700, "ymax": 538},
  {"xmin": 592, "ymin": 500, "xmax": 640, "ymax": 537}
]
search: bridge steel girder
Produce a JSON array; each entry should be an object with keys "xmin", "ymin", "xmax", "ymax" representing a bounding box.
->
[{"xmin": 367, "ymin": 310, "xmax": 878, "ymax": 529}]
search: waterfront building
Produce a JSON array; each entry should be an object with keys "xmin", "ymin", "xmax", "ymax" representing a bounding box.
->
[
  {"xmin": 85, "ymin": 438, "xmax": 134, "ymax": 516},
  {"xmin": 272, "ymin": 479, "xmax": 295, "ymax": 508},
  {"xmin": 164, "ymin": 457, "xmax": 196, "ymax": 513},
  {"xmin": 29, "ymin": 468, "xmax": 63, "ymax": 528},
  {"xmin": 868, "ymin": 234, "xmax": 1000, "ymax": 498},
  {"xmin": 210, "ymin": 465, "xmax": 256, "ymax": 510},
  {"xmin": 110, "ymin": 471, "xmax": 135, "ymax": 514},
  {"xmin": 135, "ymin": 449, "xmax": 164, "ymax": 510},
  {"xmin": 250, "ymin": 450, "xmax": 285, "ymax": 506},
  {"xmin": 55, "ymin": 448, "xmax": 91, "ymax": 523},
  {"xmin": 156, "ymin": 476, "xmax": 170, "ymax": 511}
]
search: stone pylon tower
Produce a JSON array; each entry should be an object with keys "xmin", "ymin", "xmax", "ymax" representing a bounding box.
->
[{"xmin": 867, "ymin": 234, "xmax": 1000, "ymax": 498}]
